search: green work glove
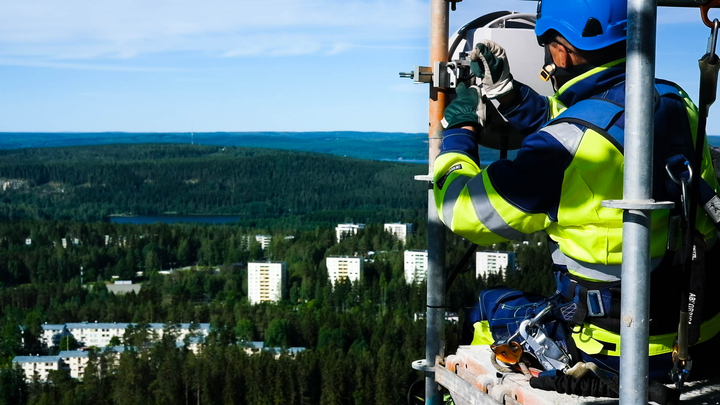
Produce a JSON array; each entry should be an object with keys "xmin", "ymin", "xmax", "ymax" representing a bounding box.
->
[
  {"xmin": 441, "ymin": 82, "xmax": 486, "ymax": 130},
  {"xmin": 470, "ymin": 39, "xmax": 514, "ymax": 100}
]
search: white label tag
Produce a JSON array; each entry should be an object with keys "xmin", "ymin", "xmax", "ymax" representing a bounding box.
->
[{"xmin": 704, "ymin": 195, "xmax": 720, "ymax": 223}]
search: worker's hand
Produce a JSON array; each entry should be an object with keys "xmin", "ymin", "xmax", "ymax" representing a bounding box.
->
[
  {"xmin": 529, "ymin": 373, "xmax": 618, "ymax": 398},
  {"xmin": 442, "ymin": 82, "xmax": 486, "ymax": 130},
  {"xmin": 530, "ymin": 372, "xmax": 679, "ymax": 405},
  {"xmin": 470, "ymin": 39, "xmax": 514, "ymax": 100}
]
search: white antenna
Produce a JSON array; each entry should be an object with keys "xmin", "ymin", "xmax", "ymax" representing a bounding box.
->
[{"xmin": 191, "ymin": 125, "xmax": 194, "ymax": 145}]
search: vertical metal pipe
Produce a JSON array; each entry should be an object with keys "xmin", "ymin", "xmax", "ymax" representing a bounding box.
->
[
  {"xmin": 620, "ymin": 0, "xmax": 657, "ymax": 403},
  {"xmin": 427, "ymin": 0, "xmax": 448, "ymax": 403}
]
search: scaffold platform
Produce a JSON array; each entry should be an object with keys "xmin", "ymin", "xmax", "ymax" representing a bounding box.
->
[{"xmin": 436, "ymin": 346, "xmax": 720, "ymax": 405}]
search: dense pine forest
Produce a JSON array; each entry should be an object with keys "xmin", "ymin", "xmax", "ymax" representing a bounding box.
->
[
  {"xmin": 0, "ymin": 144, "xmax": 556, "ymax": 405},
  {"xmin": 0, "ymin": 144, "xmax": 427, "ymax": 226}
]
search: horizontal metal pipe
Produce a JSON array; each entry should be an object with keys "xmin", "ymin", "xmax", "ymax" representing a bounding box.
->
[{"xmin": 516, "ymin": 0, "xmax": 711, "ymax": 7}]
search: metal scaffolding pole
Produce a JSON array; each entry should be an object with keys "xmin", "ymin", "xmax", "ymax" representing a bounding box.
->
[
  {"xmin": 603, "ymin": 0, "xmax": 673, "ymax": 404},
  {"xmin": 426, "ymin": 0, "xmax": 449, "ymax": 403},
  {"xmin": 619, "ymin": 0, "xmax": 656, "ymax": 402}
]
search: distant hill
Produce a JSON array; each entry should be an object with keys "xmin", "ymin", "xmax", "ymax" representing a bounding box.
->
[
  {"xmin": 4, "ymin": 131, "xmax": 720, "ymax": 164},
  {"xmin": 0, "ymin": 144, "xmax": 427, "ymax": 226},
  {"xmin": 0, "ymin": 131, "xmax": 527, "ymax": 164}
]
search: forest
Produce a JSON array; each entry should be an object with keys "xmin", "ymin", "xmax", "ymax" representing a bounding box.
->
[
  {"xmin": 0, "ymin": 145, "xmax": 557, "ymax": 405},
  {"xmin": 0, "ymin": 144, "xmax": 426, "ymax": 226}
]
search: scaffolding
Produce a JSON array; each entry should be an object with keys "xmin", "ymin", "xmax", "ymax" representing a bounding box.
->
[{"xmin": 418, "ymin": 1, "xmax": 720, "ymax": 404}]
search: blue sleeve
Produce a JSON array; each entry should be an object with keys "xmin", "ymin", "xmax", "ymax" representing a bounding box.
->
[
  {"xmin": 439, "ymin": 128, "xmax": 479, "ymax": 165},
  {"xmin": 498, "ymin": 81, "xmax": 550, "ymax": 137},
  {"xmin": 484, "ymin": 129, "xmax": 573, "ymax": 222}
]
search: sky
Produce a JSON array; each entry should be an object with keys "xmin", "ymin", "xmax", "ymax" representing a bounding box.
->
[{"xmin": 0, "ymin": 0, "xmax": 718, "ymax": 134}]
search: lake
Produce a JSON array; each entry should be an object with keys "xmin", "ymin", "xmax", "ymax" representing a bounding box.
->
[{"xmin": 109, "ymin": 215, "xmax": 240, "ymax": 225}]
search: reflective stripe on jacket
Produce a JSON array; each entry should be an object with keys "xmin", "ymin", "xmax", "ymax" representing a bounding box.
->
[{"xmin": 434, "ymin": 58, "xmax": 719, "ymax": 282}]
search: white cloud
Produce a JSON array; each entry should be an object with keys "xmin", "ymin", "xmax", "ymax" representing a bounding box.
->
[
  {"xmin": 0, "ymin": 57, "xmax": 183, "ymax": 72},
  {"xmin": 0, "ymin": 0, "xmax": 430, "ymax": 61}
]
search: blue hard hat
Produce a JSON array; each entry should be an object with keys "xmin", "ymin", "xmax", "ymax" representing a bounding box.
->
[{"xmin": 535, "ymin": 0, "xmax": 628, "ymax": 51}]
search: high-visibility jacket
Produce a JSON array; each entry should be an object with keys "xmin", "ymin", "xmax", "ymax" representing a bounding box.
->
[
  {"xmin": 434, "ymin": 59, "xmax": 719, "ymax": 283},
  {"xmin": 436, "ymin": 59, "xmax": 720, "ymax": 361}
]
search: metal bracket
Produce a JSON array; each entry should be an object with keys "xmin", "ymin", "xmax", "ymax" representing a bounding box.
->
[
  {"xmin": 447, "ymin": 0, "xmax": 462, "ymax": 11},
  {"xmin": 412, "ymin": 359, "xmax": 436, "ymax": 375},
  {"xmin": 399, "ymin": 66, "xmax": 433, "ymax": 84},
  {"xmin": 601, "ymin": 199, "xmax": 675, "ymax": 210}
]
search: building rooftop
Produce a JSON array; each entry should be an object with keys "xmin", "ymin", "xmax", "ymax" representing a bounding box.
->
[
  {"xmin": 61, "ymin": 322, "xmax": 211, "ymax": 330},
  {"xmin": 13, "ymin": 356, "xmax": 61, "ymax": 363},
  {"xmin": 58, "ymin": 350, "xmax": 89, "ymax": 358},
  {"xmin": 41, "ymin": 324, "xmax": 66, "ymax": 331}
]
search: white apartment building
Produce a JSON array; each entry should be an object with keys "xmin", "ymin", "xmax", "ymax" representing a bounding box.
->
[
  {"xmin": 255, "ymin": 235, "xmax": 272, "ymax": 250},
  {"xmin": 59, "ymin": 350, "xmax": 89, "ymax": 379},
  {"xmin": 404, "ymin": 250, "xmax": 428, "ymax": 284},
  {"xmin": 335, "ymin": 223, "xmax": 365, "ymax": 243},
  {"xmin": 13, "ymin": 355, "xmax": 61, "ymax": 381},
  {"xmin": 384, "ymin": 223, "xmax": 414, "ymax": 243},
  {"xmin": 42, "ymin": 324, "xmax": 70, "ymax": 348},
  {"xmin": 41, "ymin": 322, "xmax": 211, "ymax": 348},
  {"xmin": 248, "ymin": 262, "xmax": 286, "ymax": 304},
  {"xmin": 476, "ymin": 251, "xmax": 516, "ymax": 278},
  {"xmin": 326, "ymin": 256, "xmax": 363, "ymax": 286}
]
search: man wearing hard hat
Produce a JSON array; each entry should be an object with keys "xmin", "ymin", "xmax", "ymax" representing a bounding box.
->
[{"xmin": 435, "ymin": 0, "xmax": 720, "ymax": 398}]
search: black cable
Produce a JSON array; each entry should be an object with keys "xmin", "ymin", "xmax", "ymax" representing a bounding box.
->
[{"xmin": 445, "ymin": 244, "xmax": 479, "ymax": 294}]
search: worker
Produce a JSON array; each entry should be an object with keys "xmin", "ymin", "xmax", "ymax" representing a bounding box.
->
[{"xmin": 434, "ymin": 0, "xmax": 720, "ymax": 396}]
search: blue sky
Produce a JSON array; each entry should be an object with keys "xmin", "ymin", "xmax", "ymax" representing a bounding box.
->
[{"xmin": 0, "ymin": 0, "xmax": 718, "ymax": 134}]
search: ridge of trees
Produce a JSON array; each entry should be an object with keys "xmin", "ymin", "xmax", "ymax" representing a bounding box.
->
[{"xmin": 0, "ymin": 144, "xmax": 426, "ymax": 225}]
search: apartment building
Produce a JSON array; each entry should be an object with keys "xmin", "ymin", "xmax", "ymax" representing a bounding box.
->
[
  {"xmin": 13, "ymin": 355, "xmax": 61, "ymax": 381},
  {"xmin": 59, "ymin": 350, "xmax": 89, "ymax": 379},
  {"xmin": 326, "ymin": 256, "xmax": 363, "ymax": 286},
  {"xmin": 335, "ymin": 223, "xmax": 365, "ymax": 243},
  {"xmin": 384, "ymin": 223, "xmax": 414, "ymax": 243},
  {"xmin": 248, "ymin": 262, "xmax": 286, "ymax": 304},
  {"xmin": 476, "ymin": 251, "xmax": 516, "ymax": 278},
  {"xmin": 41, "ymin": 322, "xmax": 211, "ymax": 348},
  {"xmin": 255, "ymin": 235, "xmax": 272, "ymax": 250},
  {"xmin": 404, "ymin": 250, "xmax": 428, "ymax": 284},
  {"xmin": 41, "ymin": 324, "xmax": 70, "ymax": 347}
]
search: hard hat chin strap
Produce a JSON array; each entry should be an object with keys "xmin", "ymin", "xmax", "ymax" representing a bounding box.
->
[{"xmin": 540, "ymin": 45, "xmax": 594, "ymax": 92}]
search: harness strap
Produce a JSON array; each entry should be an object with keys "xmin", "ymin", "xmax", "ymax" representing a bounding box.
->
[{"xmin": 554, "ymin": 271, "xmax": 621, "ymax": 332}]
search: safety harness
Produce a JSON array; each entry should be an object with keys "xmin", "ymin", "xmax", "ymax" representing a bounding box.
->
[{"xmin": 542, "ymin": 67, "xmax": 720, "ymax": 392}]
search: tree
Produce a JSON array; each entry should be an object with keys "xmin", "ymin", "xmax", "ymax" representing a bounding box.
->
[
  {"xmin": 58, "ymin": 335, "xmax": 79, "ymax": 351},
  {"xmin": 0, "ymin": 318, "xmax": 23, "ymax": 366},
  {"xmin": 0, "ymin": 368, "xmax": 27, "ymax": 405},
  {"xmin": 234, "ymin": 319, "xmax": 255, "ymax": 343},
  {"xmin": 265, "ymin": 318, "xmax": 291, "ymax": 348}
]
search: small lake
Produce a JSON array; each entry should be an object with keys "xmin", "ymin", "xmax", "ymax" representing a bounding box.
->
[{"xmin": 109, "ymin": 215, "xmax": 240, "ymax": 225}]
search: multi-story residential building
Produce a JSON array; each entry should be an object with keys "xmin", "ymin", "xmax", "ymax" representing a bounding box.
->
[
  {"xmin": 326, "ymin": 256, "xmax": 363, "ymax": 286},
  {"xmin": 335, "ymin": 223, "xmax": 365, "ymax": 243},
  {"xmin": 384, "ymin": 223, "xmax": 414, "ymax": 243},
  {"xmin": 476, "ymin": 251, "xmax": 516, "ymax": 279},
  {"xmin": 41, "ymin": 324, "xmax": 70, "ymax": 348},
  {"xmin": 59, "ymin": 350, "xmax": 89, "ymax": 379},
  {"xmin": 404, "ymin": 250, "xmax": 428, "ymax": 284},
  {"xmin": 248, "ymin": 262, "xmax": 286, "ymax": 304},
  {"xmin": 254, "ymin": 235, "xmax": 272, "ymax": 250},
  {"xmin": 41, "ymin": 322, "xmax": 211, "ymax": 348},
  {"xmin": 13, "ymin": 355, "xmax": 61, "ymax": 381}
]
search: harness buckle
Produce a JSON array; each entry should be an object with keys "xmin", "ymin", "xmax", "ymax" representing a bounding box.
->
[
  {"xmin": 519, "ymin": 317, "xmax": 571, "ymax": 371},
  {"xmin": 665, "ymin": 158, "xmax": 694, "ymax": 220},
  {"xmin": 586, "ymin": 290, "xmax": 605, "ymax": 317}
]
